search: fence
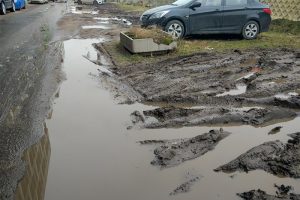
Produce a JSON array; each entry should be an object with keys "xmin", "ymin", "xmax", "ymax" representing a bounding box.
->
[{"xmin": 261, "ymin": 0, "xmax": 300, "ymax": 21}]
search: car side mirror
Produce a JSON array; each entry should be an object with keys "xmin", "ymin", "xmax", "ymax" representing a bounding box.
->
[{"xmin": 190, "ymin": 2, "xmax": 201, "ymax": 9}]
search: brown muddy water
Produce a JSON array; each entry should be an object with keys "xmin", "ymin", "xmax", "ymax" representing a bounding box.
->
[{"xmin": 43, "ymin": 39, "xmax": 300, "ymax": 200}]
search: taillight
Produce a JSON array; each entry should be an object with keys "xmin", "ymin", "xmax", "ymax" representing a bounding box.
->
[{"xmin": 263, "ymin": 8, "xmax": 272, "ymax": 15}]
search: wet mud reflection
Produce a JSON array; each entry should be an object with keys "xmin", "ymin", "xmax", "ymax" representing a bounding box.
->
[{"xmin": 15, "ymin": 125, "xmax": 51, "ymax": 200}]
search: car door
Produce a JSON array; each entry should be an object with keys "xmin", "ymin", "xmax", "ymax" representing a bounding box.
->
[
  {"xmin": 221, "ymin": 0, "xmax": 249, "ymax": 32},
  {"xmin": 189, "ymin": 0, "xmax": 224, "ymax": 34}
]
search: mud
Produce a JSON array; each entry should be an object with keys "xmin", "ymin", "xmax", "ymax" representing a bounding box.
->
[
  {"xmin": 141, "ymin": 129, "xmax": 230, "ymax": 167},
  {"xmin": 215, "ymin": 132, "xmax": 300, "ymax": 178},
  {"xmin": 0, "ymin": 3, "xmax": 65, "ymax": 200},
  {"xmin": 238, "ymin": 185, "xmax": 300, "ymax": 200},
  {"xmin": 57, "ymin": 3, "xmax": 140, "ymax": 39},
  {"xmin": 110, "ymin": 49, "xmax": 300, "ymax": 107},
  {"xmin": 169, "ymin": 175, "xmax": 201, "ymax": 196},
  {"xmin": 130, "ymin": 107, "xmax": 297, "ymax": 128},
  {"xmin": 2, "ymin": 1, "xmax": 299, "ymax": 200},
  {"xmin": 268, "ymin": 126, "xmax": 283, "ymax": 135}
]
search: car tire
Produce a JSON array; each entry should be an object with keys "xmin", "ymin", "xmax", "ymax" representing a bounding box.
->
[
  {"xmin": 10, "ymin": 1, "xmax": 15, "ymax": 12},
  {"xmin": 165, "ymin": 20, "xmax": 185, "ymax": 39},
  {"xmin": 93, "ymin": 0, "xmax": 102, "ymax": 5},
  {"xmin": 0, "ymin": 2, "xmax": 6, "ymax": 15},
  {"xmin": 242, "ymin": 20, "xmax": 260, "ymax": 40}
]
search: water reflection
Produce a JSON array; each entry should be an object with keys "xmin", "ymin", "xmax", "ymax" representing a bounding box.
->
[{"xmin": 15, "ymin": 125, "xmax": 51, "ymax": 200}]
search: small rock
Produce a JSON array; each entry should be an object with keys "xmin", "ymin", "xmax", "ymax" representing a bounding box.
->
[
  {"xmin": 234, "ymin": 49, "xmax": 242, "ymax": 55},
  {"xmin": 268, "ymin": 126, "xmax": 283, "ymax": 135}
]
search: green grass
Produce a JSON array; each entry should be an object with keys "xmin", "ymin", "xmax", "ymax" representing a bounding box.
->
[
  {"xmin": 176, "ymin": 32, "xmax": 300, "ymax": 55},
  {"xmin": 270, "ymin": 19, "xmax": 300, "ymax": 35},
  {"xmin": 126, "ymin": 27, "xmax": 174, "ymax": 45},
  {"xmin": 105, "ymin": 19, "xmax": 300, "ymax": 66}
]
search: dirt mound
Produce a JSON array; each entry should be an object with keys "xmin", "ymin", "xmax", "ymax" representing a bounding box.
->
[
  {"xmin": 141, "ymin": 129, "xmax": 230, "ymax": 168},
  {"xmin": 215, "ymin": 132, "xmax": 300, "ymax": 178},
  {"xmin": 238, "ymin": 184, "xmax": 300, "ymax": 200},
  {"xmin": 131, "ymin": 107, "xmax": 297, "ymax": 128}
]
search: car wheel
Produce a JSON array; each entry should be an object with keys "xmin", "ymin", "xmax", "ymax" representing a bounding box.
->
[
  {"xmin": 165, "ymin": 20, "xmax": 185, "ymax": 39},
  {"xmin": 242, "ymin": 21, "xmax": 259, "ymax": 40},
  {"xmin": 0, "ymin": 2, "xmax": 6, "ymax": 15},
  {"xmin": 93, "ymin": 0, "xmax": 102, "ymax": 5},
  {"xmin": 10, "ymin": 1, "xmax": 15, "ymax": 12}
]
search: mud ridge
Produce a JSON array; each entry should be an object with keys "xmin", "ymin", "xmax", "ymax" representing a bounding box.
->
[
  {"xmin": 145, "ymin": 129, "xmax": 230, "ymax": 168},
  {"xmin": 130, "ymin": 107, "xmax": 297, "ymax": 129},
  {"xmin": 170, "ymin": 176, "xmax": 201, "ymax": 196},
  {"xmin": 113, "ymin": 49, "xmax": 300, "ymax": 108},
  {"xmin": 238, "ymin": 184, "xmax": 300, "ymax": 200},
  {"xmin": 215, "ymin": 132, "xmax": 300, "ymax": 178}
]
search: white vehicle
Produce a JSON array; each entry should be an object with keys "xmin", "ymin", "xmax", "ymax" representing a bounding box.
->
[{"xmin": 78, "ymin": 0, "xmax": 103, "ymax": 5}]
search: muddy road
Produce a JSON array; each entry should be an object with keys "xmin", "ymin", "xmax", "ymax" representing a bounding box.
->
[
  {"xmin": 0, "ymin": 2, "xmax": 66, "ymax": 200},
  {"xmin": 44, "ymin": 37, "xmax": 300, "ymax": 200},
  {"xmin": 45, "ymin": 3, "xmax": 300, "ymax": 200},
  {"xmin": 1, "ymin": 1, "xmax": 300, "ymax": 200}
]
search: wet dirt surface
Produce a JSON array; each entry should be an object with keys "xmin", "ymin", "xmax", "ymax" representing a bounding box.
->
[
  {"xmin": 1, "ymin": 1, "xmax": 300, "ymax": 200},
  {"xmin": 112, "ymin": 49, "xmax": 300, "ymax": 106},
  {"xmin": 44, "ymin": 37, "xmax": 300, "ymax": 200},
  {"xmin": 56, "ymin": 3, "xmax": 140, "ymax": 40},
  {"xmin": 0, "ymin": 3, "xmax": 66, "ymax": 200}
]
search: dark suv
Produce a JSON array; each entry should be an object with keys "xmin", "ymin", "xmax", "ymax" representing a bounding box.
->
[
  {"xmin": 0, "ymin": 0, "xmax": 16, "ymax": 15},
  {"xmin": 140, "ymin": 0, "xmax": 272, "ymax": 39}
]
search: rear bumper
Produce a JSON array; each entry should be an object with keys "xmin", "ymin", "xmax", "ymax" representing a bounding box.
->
[{"xmin": 259, "ymin": 15, "xmax": 271, "ymax": 32}]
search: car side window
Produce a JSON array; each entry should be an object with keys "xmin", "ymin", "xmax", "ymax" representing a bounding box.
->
[
  {"xmin": 204, "ymin": 0, "xmax": 222, "ymax": 6},
  {"xmin": 225, "ymin": 0, "xmax": 247, "ymax": 6}
]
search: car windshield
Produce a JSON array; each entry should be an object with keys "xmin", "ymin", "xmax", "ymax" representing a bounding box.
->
[{"xmin": 172, "ymin": 0, "xmax": 194, "ymax": 6}]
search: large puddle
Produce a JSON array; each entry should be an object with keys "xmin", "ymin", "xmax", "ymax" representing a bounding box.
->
[{"xmin": 43, "ymin": 39, "xmax": 300, "ymax": 200}]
